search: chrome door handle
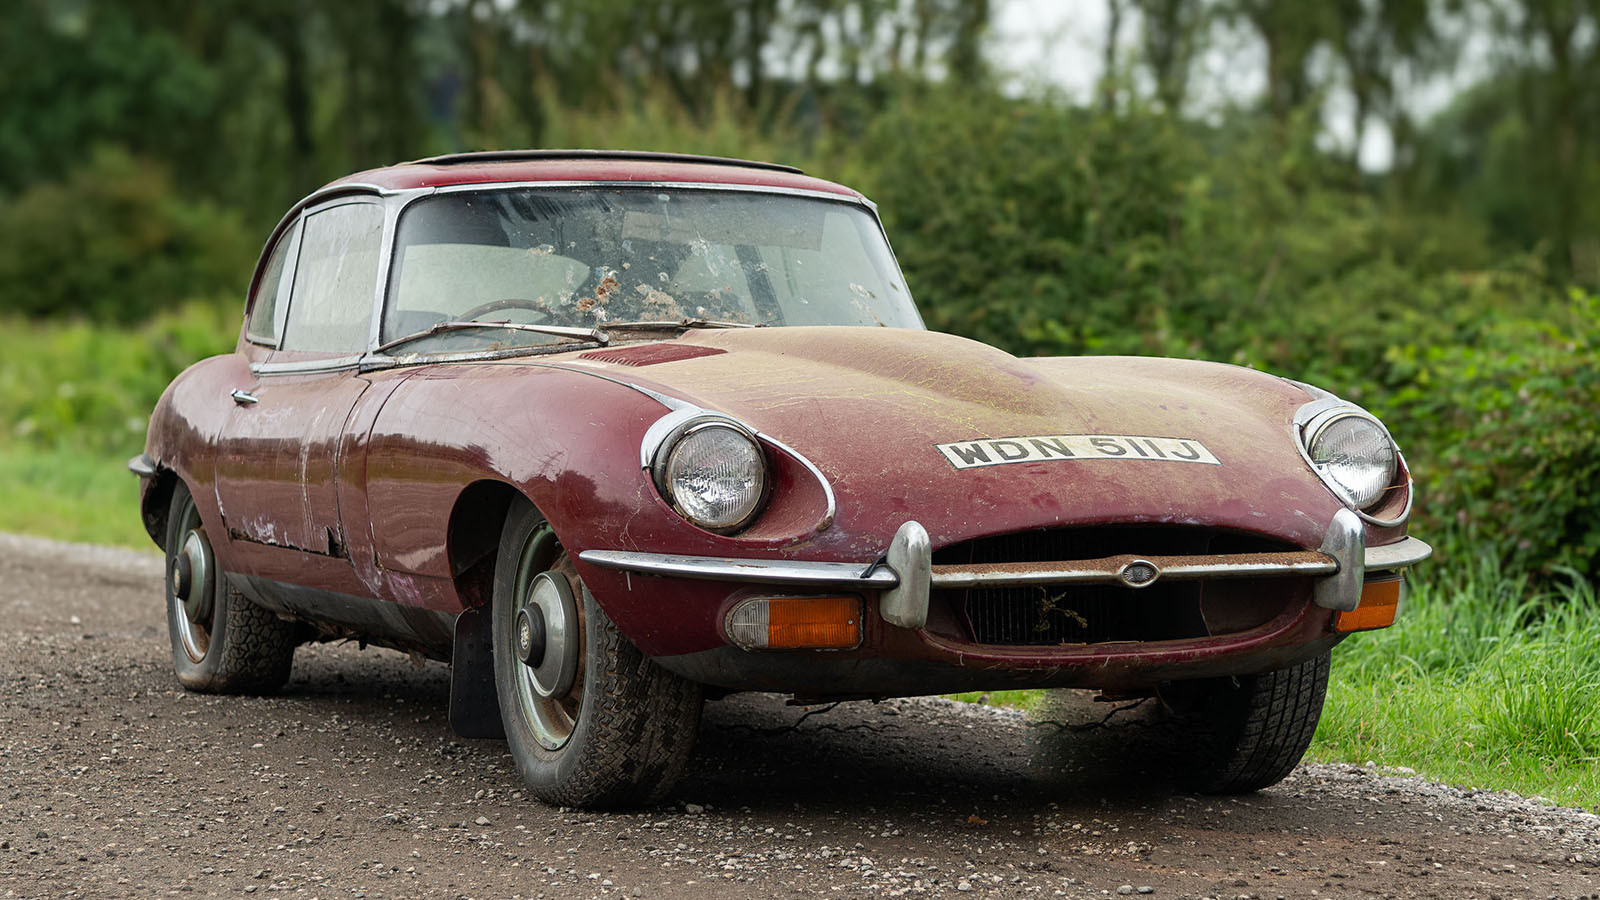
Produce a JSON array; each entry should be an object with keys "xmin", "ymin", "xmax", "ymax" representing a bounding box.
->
[{"xmin": 230, "ymin": 389, "xmax": 259, "ymax": 406}]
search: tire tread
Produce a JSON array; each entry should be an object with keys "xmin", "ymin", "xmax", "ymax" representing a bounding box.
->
[{"xmin": 1198, "ymin": 652, "xmax": 1329, "ymax": 794}]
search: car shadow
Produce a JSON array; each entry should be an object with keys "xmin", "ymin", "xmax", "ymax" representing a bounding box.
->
[
  {"xmin": 269, "ymin": 645, "xmax": 1241, "ymax": 814},
  {"xmin": 681, "ymin": 690, "xmax": 1203, "ymax": 813}
]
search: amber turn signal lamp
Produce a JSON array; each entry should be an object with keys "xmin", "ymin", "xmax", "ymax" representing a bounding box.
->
[
  {"xmin": 1334, "ymin": 577, "xmax": 1402, "ymax": 632},
  {"xmin": 725, "ymin": 596, "xmax": 862, "ymax": 650}
]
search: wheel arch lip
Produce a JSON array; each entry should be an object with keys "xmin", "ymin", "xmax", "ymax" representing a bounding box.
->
[{"xmin": 129, "ymin": 454, "xmax": 186, "ymax": 549}]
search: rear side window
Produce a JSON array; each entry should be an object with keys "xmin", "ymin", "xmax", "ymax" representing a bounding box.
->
[
  {"xmin": 282, "ymin": 202, "xmax": 384, "ymax": 353},
  {"xmin": 245, "ymin": 221, "xmax": 301, "ymax": 345}
]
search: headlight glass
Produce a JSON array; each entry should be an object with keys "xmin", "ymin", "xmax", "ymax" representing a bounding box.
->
[
  {"xmin": 660, "ymin": 423, "xmax": 767, "ymax": 532},
  {"xmin": 1307, "ymin": 412, "xmax": 1396, "ymax": 509}
]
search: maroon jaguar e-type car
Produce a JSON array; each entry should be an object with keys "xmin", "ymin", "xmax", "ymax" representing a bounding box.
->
[{"xmin": 133, "ymin": 150, "xmax": 1429, "ymax": 808}]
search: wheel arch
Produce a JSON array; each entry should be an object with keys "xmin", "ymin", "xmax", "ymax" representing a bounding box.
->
[
  {"xmin": 446, "ymin": 479, "xmax": 531, "ymax": 611},
  {"xmin": 444, "ymin": 478, "xmax": 542, "ymax": 742},
  {"xmin": 139, "ymin": 464, "xmax": 182, "ymax": 546}
]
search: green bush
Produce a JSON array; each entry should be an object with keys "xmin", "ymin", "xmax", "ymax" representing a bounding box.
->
[
  {"xmin": 0, "ymin": 147, "xmax": 255, "ymax": 322},
  {"xmin": 0, "ymin": 300, "xmax": 237, "ymax": 456},
  {"xmin": 1376, "ymin": 289, "xmax": 1600, "ymax": 578}
]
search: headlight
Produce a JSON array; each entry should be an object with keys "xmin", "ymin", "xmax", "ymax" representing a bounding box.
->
[
  {"xmin": 654, "ymin": 420, "xmax": 767, "ymax": 533},
  {"xmin": 1304, "ymin": 410, "xmax": 1397, "ymax": 510}
]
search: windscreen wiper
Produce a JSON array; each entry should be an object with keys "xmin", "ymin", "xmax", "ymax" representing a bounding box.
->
[
  {"xmin": 375, "ymin": 320, "xmax": 609, "ymax": 354},
  {"xmin": 602, "ymin": 318, "xmax": 761, "ymax": 334}
]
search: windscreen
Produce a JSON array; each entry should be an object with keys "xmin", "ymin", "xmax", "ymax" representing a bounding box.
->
[{"xmin": 382, "ymin": 187, "xmax": 921, "ymax": 351}]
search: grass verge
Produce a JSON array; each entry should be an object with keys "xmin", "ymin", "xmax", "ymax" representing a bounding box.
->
[
  {"xmin": 1310, "ymin": 561, "xmax": 1600, "ymax": 809},
  {"xmin": 0, "ymin": 446, "xmax": 154, "ymax": 550}
]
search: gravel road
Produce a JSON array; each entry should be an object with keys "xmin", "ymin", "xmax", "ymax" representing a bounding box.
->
[{"xmin": 2, "ymin": 532, "xmax": 1597, "ymax": 900}]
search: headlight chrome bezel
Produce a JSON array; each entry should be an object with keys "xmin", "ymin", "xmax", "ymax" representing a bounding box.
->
[
  {"xmin": 646, "ymin": 413, "xmax": 769, "ymax": 534},
  {"xmin": 1294, "ymin": 399, "xmax": 1410, "ymax": 526}
]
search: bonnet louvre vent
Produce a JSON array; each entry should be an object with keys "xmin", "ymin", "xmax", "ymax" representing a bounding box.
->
[{"xmin": 578, "ymin": 345, "xmax": 726, "ymax": 367}]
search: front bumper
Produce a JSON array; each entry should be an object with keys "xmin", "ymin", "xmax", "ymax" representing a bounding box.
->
[{"xmin": 579, "ymin": 509, "xmax": 1432, "ymax": 627}]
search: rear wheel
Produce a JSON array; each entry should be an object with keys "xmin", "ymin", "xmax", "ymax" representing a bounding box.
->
[
  {"xmin": 491, "ymin": 498, "xmax": 702, "ymax": 808},
  {"xmin": 1163, "ymin": 651, "xmax": 1330, "ymax": 793},
  {"xmin": 163, "ymin": 481, "xmax": 298, "ymax": 694}
]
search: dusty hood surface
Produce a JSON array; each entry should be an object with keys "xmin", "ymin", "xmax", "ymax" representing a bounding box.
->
[{"xmin": 564, "ymin": 327, "xmax": 1345, "ymax": 552}]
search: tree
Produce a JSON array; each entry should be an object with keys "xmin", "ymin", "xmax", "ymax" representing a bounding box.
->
[
  {"xmin": 1497, "ymin": 0, "xmax": 1599, "ymax": 278},
  {"xmin": 1135, "ymin": 0, "xmax": 1210, "ymax": 113}
]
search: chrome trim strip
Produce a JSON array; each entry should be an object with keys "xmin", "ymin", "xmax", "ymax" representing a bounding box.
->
[
  {"xmin": 759, "ymin": 433, "xmax": 837, "ymax": 534},
  {"xmin": 299, "ymin": 181, "xmax": 397, "ymax": 204},
  {"xmin": 367, "ymin": 196, "xmax": 401, "ymax": 352},
  {"xmin": 128, "ymin": 454, "xmax": 157, "ymax": 479},
  {"xmin": 1357, "ymin": 451, "xmax": 1415, "ymax": 527},
  {"xmin": 580, "ymin": 541, "xmax": 1339, "ymax": 593},
  {"xmin": 534, "ymin": 363, "xmax": 690, "ymax": 411},
  {"xmin": 408, "ymin": 149, "xmax": 805, "ymax": 175},
  {"xmin": 578, "ymin": 550, "xmax": 898, "ymax": 589},
  {"xmin": 1314, "ymin": 508, "xmax": 1365, "ymax": 611},
  {"xmin": 584, "ymin": 515, "xmax": 1428, "ymax": 625},
  {"xmin": 1365, "ymin": 536, "xmax": 1432, "ymax": 570},
  {"xmin": 639, "ymin": 407, "xmax": 723, "ymax": 468},
  {"xmin": 928, "ymin": 553, "xmax": 1337, "ymax": 589},
  {"xmin": 249, "ymin": 356, "xmax": 364, "ymax": 376},
  {"xmin": 413, "ymin": 180, "xmax": 871, "ymax": 207}
]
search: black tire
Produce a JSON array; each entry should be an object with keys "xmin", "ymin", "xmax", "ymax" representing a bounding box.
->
[
  {"xmin": 163, "ymin": 481, "xmax": 297, "ymax": 694},
  {"xmin": 491, "ymin": 498, "xmax": 702, "ymax": 809},
  {"xmin": 1163, "ymin": 651, "xmax": 1330, "ymax": 794}
]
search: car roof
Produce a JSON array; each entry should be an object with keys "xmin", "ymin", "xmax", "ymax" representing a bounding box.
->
[{"xmin": 319, "ymin": 149, "xmax": 864, "ymax": 200}]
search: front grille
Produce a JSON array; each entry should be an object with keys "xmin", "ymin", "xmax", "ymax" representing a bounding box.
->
[
  {"xmin": 961, "ymin": 581, "xmax": 1204, "ymax": 645},
  {"xmin": 931, "ymin": 527, "xmax": 1296, "ymax": 646}
]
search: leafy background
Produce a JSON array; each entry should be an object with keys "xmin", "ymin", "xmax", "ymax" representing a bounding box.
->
[{"xmin": 3, "ymin": 0, "xmax": 1595, "ymax": 580}]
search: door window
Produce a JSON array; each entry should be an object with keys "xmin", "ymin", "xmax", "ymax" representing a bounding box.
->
[
  {"xmin": 282, "ymin": 202, "xmax": 384, "ymax": 353},
  {"xmin": 245, "ymin": 220, "xmax": 301, "ymax": 345}
]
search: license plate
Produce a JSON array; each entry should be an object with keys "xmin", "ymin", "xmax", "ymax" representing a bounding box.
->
[{"xmin": 936, "ymin": 434, "xmax": 1221, "ymax": 470}]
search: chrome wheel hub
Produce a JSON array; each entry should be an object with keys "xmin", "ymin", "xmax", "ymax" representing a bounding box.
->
[
  {"xmin": 519, "ymin": 571, "xmax": 578, "ymax": 699},
  {"xmin": 507, "ymin": 525, "xmax": 585, "ymax": 752},
  {"xmin": 170, "ymin": 523, "xmax": 215, "ymax": 663},
  {"xmin": 175, "ymin": 531, "xmax": 213, "ymax": 624}
]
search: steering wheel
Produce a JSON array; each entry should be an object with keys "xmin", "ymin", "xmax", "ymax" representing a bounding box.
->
[{"xmin": 456, "ymin": 298, "xmax": 551, "ymax": 322}]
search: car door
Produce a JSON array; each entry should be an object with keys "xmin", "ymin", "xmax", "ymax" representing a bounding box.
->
[{"xmin": 213, "ymin": 197, "xmax": 385, "ymax": 591}]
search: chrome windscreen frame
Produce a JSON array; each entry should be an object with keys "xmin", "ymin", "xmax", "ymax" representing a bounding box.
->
[{"xmin": 357, "ymin": 178, "xmax": 926, "ymax": 369}]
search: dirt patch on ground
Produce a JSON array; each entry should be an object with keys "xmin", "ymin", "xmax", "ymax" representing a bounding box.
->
[{"xmin": 2, "ymin": 532, "xmax": 1597, "ymax": 899}]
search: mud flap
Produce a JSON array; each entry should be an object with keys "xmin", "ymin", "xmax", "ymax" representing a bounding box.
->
[{"xmin": 449, "ymin": 607, "xmax": 506, "ymax": 739}]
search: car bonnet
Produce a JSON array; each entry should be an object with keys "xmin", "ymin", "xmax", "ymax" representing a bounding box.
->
[{"xmin": 558, "ymin": 326, "xmax": 1350, "ymax": 550}]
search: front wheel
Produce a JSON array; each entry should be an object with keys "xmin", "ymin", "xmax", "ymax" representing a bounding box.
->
[
  {"xmin": 491, "ymin": 498, "xmax": 703, "ymax": 808},
  {"xmin": 163, "ymin": 481, "xmax": 298, "ymax": 693},
  {"xmin": 1162, "ymin": 651, "xmax": 1330, "ymax": 794}
]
